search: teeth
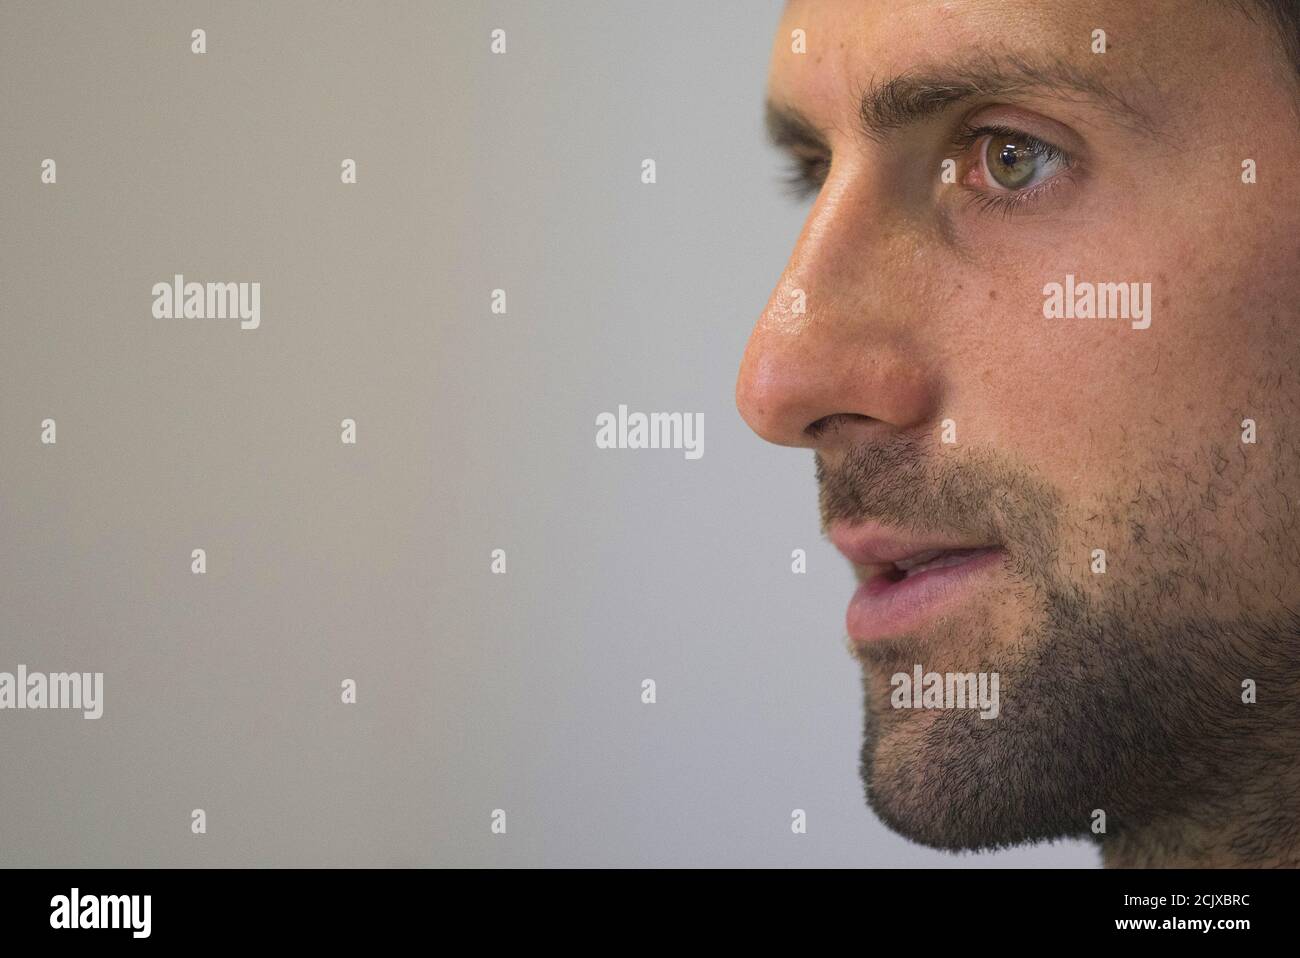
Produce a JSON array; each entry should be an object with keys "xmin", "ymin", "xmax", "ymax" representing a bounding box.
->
[
  {"xmin": 892, "ymin": 549, "xmax": 945, "ymax": 572},
  {"xmin": 891, "ymin": 548, "xmax": 993, "ymax": 577}
]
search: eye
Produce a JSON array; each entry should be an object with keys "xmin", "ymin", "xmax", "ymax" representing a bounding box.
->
[
  {"xmin": 948, "ymin": 121, "xmax": 1078, "ymax": 216},
  {"xmin": 978, "ymin": 130, "xmax": 1069, "ymax": 191},
  {"xmin": 781, "ymin": 150, "xmax": 830, "ymax": 200},
  {"xmin": 960, "ymin": 125, "xmax": 1072, "ymax": 196}
]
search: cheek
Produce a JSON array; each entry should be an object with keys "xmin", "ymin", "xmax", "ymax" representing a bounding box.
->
[
  {"xmin": 941, "ymin": 238, "xmax": 1300, "ymax": 613},
  {"xmin": 932, "ymin": 268, "xmax": 1118, "ymax": 466},
  {"xmin": 940, "ymin": 243, "xmax": 1261, "ymax": 491}
]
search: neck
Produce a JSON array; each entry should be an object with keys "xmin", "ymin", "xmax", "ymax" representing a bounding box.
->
[{"xmin": 1101, "ymin": 796, "xmax": 1300, "ymax": 868}]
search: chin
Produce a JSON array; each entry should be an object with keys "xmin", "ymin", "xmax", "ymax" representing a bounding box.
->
[{"xmin": 858, "ymin": 673, "xmax": 1091, "ymax": 853}]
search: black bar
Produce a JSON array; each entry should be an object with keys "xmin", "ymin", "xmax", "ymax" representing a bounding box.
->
[{"xmin": 0, "ymin": 867, "xmax": 1288, "ymax": 944}]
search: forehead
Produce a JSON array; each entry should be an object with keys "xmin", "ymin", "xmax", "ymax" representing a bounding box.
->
[{"xmin": 767, "ymin": 0, "xmax": 1211, "ymax": 125}]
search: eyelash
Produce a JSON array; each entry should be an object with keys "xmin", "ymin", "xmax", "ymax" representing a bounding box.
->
[
  {"xmin": 778, "ymin": 123, "xmax": 1076, "ymax": 213},
  {"xmin": 781, "ymin": 154, "xmax": 830, "ymax": 200}
]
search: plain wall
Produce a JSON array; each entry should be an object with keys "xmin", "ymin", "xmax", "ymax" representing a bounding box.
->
[{"xmin": 0, "ymin": 0, "xmax": 1096, "ymax": 867}]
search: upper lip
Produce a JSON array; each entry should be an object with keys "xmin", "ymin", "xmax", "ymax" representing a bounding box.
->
[{"xmin": 826, "ymin": 521, "xmax": 997, "ymax": 577}]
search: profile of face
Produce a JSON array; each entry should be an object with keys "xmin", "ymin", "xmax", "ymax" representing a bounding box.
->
[{"xmin": 736, "ymin": 0, "xmax": 1300, "ymax": 867}]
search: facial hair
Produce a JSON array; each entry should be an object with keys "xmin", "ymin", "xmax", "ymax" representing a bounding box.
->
[{"xmin": 819, "ymin": 432, "xmax": 1300, "ymax": 861}]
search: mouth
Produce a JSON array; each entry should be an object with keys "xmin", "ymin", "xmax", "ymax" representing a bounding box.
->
[{"xmin": 827, "ymin": 524, "xmax": 1005, "ymax": 644}]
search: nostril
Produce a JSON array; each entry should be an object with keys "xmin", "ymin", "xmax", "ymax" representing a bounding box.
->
[{"xmin": 806, "ymin": 412, "xmax": 876, "ymax": 440}]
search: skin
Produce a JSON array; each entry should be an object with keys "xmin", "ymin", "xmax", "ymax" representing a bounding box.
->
[{"xmin": 736, "ymin": 0, "xmax": 1300, "ymax": 867}]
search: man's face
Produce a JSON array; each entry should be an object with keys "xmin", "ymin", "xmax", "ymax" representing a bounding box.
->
[{"xmin": 737, "ymin": 0, "xmax": 1300, "ymax": 864}]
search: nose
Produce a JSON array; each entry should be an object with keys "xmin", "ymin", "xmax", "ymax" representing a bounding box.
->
[{"xmin": 735, "ymin": 180, "xmax": 939, "ymax": 450}]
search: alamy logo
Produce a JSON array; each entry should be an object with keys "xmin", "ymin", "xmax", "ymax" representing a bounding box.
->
[
  {"xmin": 595, "ymin": 405, "xmax": 703, "ymax": 460},
  {"xmin": 50, "ymin": 888, "xmax": 150, "ymax": 938},
  {"xmin": 152, "ymin": 273, "xmax": 261, "ymax": 329},
  {"xmin": 0, "ymin": 665, "xmax": 103, "ymax": 719},
  {"xmin": 890, "ymin": 665, "xmax": 1000, "ymax": 719},
  {"xmin": 1042, "ymin": 273, "xmax": 1152, "ymax": 329}
]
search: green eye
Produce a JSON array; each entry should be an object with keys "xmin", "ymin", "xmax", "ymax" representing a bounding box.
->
[{"xmin": 981, "ymin": 132, "xmax": 1065, "ymax": 191}]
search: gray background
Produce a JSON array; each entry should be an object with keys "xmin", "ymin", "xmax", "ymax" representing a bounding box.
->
[{"xmin": 0, "ymin": 0, "xmax": 1095, "ymax": 867}]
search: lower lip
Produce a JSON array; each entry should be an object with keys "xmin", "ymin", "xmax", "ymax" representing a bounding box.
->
[{"xmin": 846, "ymin": 548, "xmax": 1005, "ymax": 643}]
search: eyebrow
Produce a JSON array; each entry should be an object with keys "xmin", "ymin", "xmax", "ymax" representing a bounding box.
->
[{"xmin": 766, "ymin": 51, "xmax": 1157, "ymax": 149}]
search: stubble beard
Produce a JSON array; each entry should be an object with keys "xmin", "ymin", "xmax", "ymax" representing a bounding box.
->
[{"xmin": 821, "ymin": 433, "xmax": 1300, "ymax": 863}]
